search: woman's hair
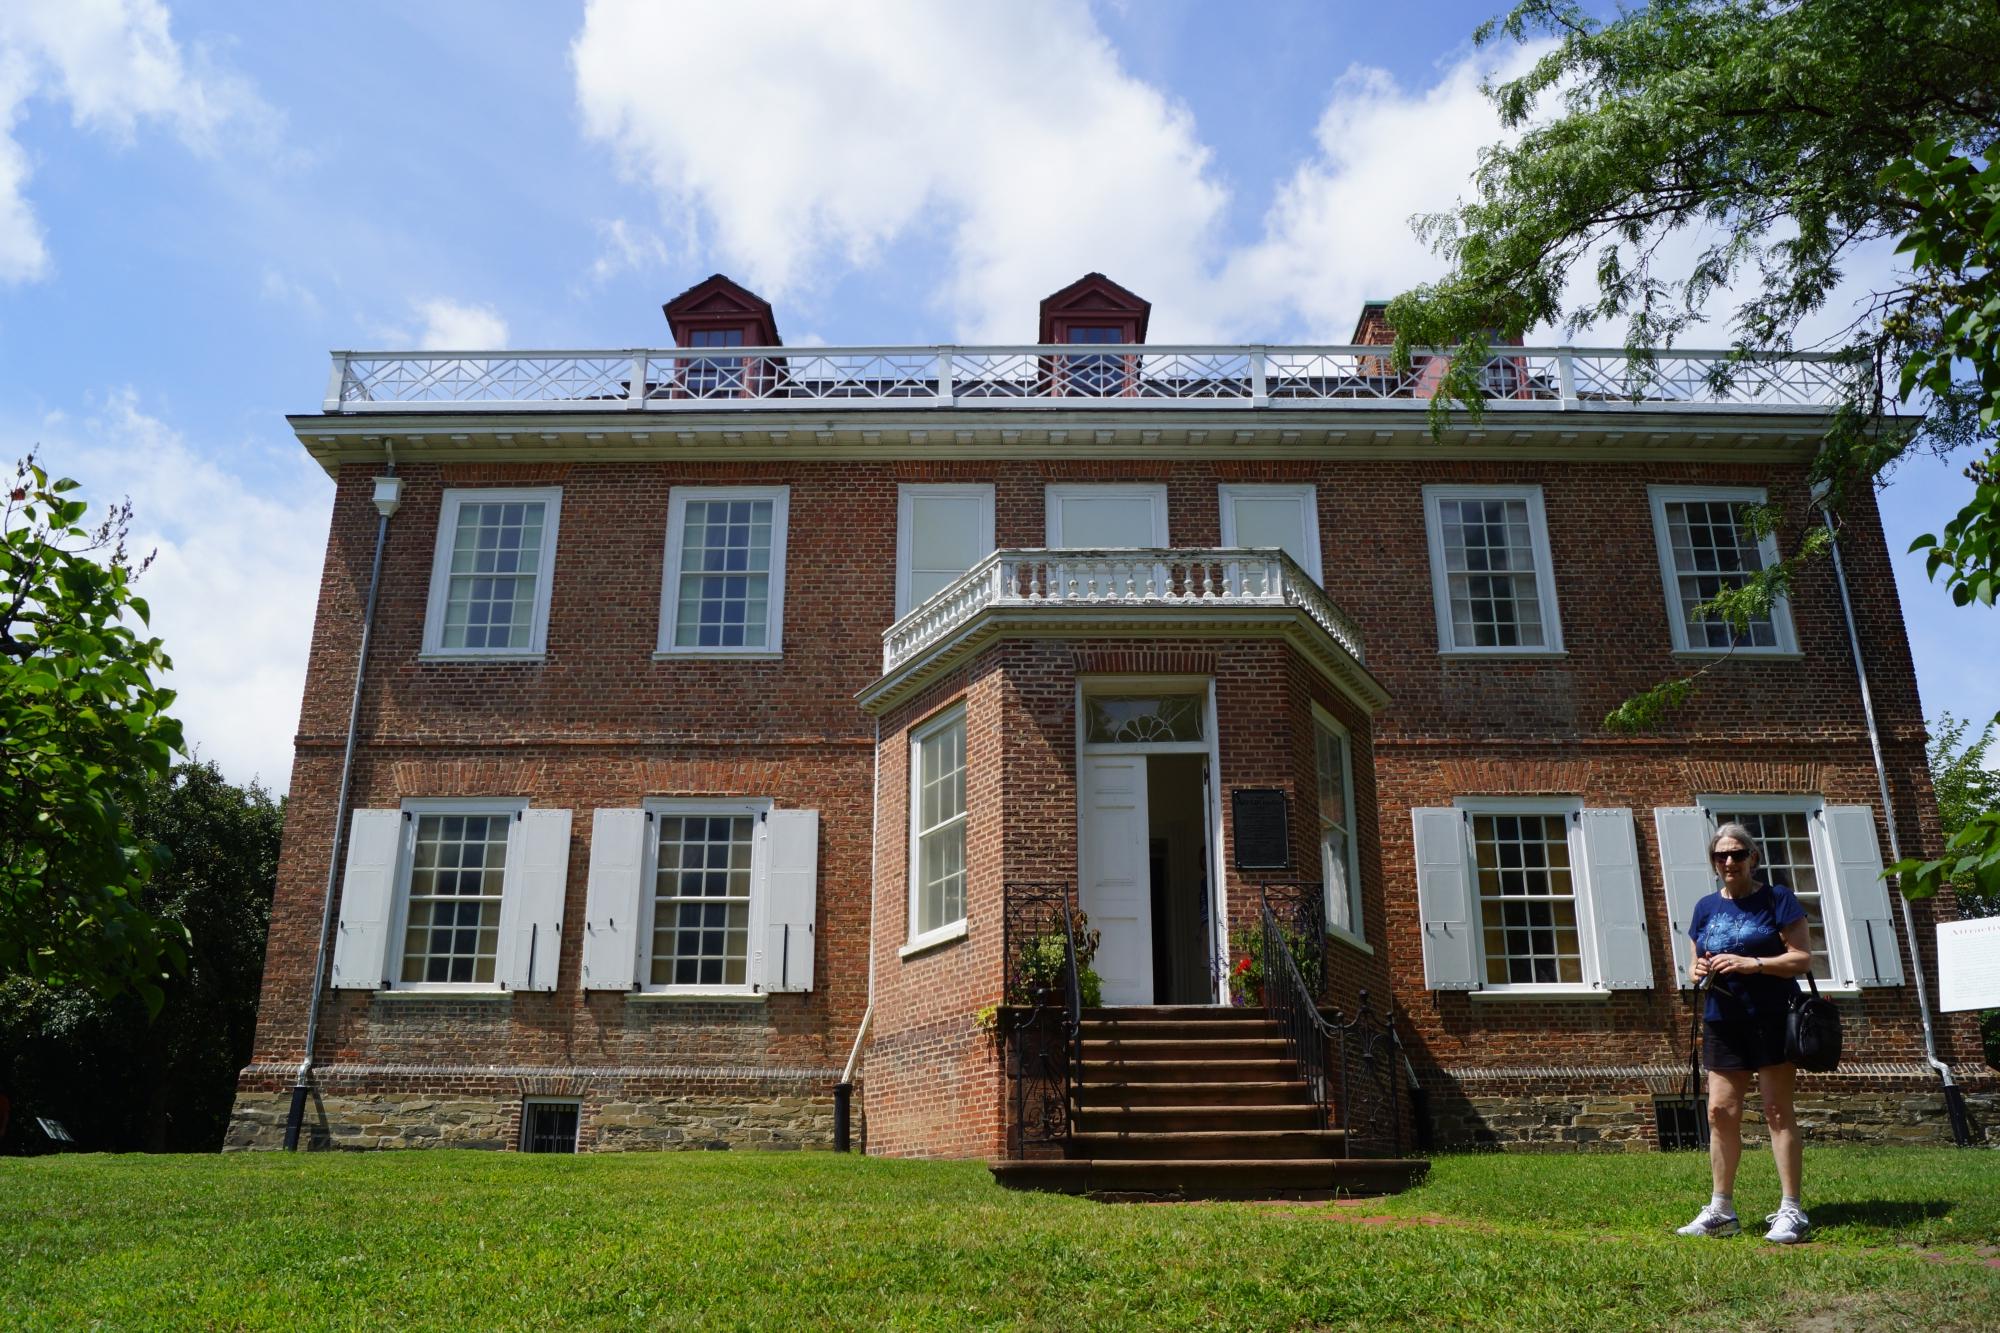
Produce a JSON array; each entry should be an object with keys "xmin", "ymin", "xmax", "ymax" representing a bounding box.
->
[{"xmin": 1708, "ymin": 821, "xmax": 1763, "ymax": 866}]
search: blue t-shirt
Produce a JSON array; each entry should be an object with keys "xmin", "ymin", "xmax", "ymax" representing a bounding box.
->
[{"xmin": 1688, "ymin": 882, "xmax": 1807, "ymax": 1021}]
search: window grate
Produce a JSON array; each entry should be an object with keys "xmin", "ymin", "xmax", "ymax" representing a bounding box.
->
[
  {"xmin": 522, "ymin": 1100, "xmax": 580, "ymax": 1154},
  {"xmin": 1654, "ymin": 1094, "xmax": 1704, "ymax": 1151}
]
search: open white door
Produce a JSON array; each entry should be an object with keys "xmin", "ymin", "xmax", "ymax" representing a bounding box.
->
[{"xmin": 1079, "ymin": 752, "xmax": 1154, "ymax": 1005}]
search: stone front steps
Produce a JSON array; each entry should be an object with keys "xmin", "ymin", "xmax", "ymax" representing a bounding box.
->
[{"xmin": 992, "ymin": 1005, "xmax": 1429, "ymax": 1202}]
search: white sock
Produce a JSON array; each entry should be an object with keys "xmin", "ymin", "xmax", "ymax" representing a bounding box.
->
[
  {"xmin": 1711, "ymin": 1192, "xmax": 1735, "ymax": 1214},
  {"xmin": 1781, "ymin": 1194, "xmax": 1802, "ymax": 1213}
]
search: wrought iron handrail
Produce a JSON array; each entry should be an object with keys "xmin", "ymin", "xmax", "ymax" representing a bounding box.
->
[
  {"xmin": 1258, "ymin": 893, "xmax": 1405, "ymax": 1158},
  {"xmin": 323, "ymin": 343, "xmax": 1858, "ymax": 414},
  {"xmin": 1001, "ymin": 883, "xmax": 1084, "ymax": 1153}
]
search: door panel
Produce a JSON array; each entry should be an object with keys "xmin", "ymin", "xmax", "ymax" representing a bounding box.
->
[{"xmin": 1080, "ymin": 753, "xmax": 1154, "ymax": 1005}]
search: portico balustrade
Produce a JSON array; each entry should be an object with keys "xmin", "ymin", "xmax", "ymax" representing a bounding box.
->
[
  {"xmin": 879, "ymin": 548, "xmax": 1366, "ymax": 674},
  {"xmin": 322, "ymin": 344, "xmax": 1856, "ymax": 414}
]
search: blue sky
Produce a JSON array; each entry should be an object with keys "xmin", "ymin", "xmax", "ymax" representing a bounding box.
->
[{"xmin": 1, "ymin": 0, "xmax": 1991, "ymax": 791}]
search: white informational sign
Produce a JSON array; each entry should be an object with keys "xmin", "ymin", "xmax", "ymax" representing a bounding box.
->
[{"xmin": 1936, "ymin": 917, "xmax": 2000, "ymax": 1013}]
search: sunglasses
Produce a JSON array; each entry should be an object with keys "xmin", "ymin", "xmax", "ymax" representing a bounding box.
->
[{"xmin": 1711, "ymin": 849, "xmax": 1752, "ymax": 865}]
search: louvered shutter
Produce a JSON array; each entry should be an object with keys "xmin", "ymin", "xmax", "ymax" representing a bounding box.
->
[
  {"xmin": 502, "ymin": 809, "xmax": 571, "ymax": 992},
  {"xmin": 1823, "ymin": 805, "xmax": 1905, "ymax": 987},
  {"xmin": 581, "ymin": 808, "xmax": 647, "ymax": 990},
  {"xmin": 1652, "ymin": 807, "xmax": 1715, "ymax": 989},
  {"xmin": 758, "ymin": 809, "xmax": 819, "ymax": 993},
  {"xmin": 331, "ymin": 809, "xmax": 403, "ymax": 989},
  {"xmin": 1412, "ymin": 808, "xmax": 1480, "ymax": 990},
  {"xmin": 1579, "ymin": 808, "xmax": 1653, "ymax": 989}
]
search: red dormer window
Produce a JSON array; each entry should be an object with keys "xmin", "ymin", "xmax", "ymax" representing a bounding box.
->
[
  {"xmin": 1039, "ymin": 275, "xmax": 1150, "ymax": 398},
  {"xmin": 661, "ymin": 275, "xmax": 780, "ymax": 400}
]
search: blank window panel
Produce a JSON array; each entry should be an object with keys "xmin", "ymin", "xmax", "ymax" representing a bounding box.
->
[
  {"xmin": 673, "ymin": 499, "xmax": 775, "ymax": 649},
  {"xmin": 1438, "ymin": 498, "xmax": 1545, "ymax": 648},
  {"xmin": 1664, "ymin": 500, "xmax": 1778, "ymax": 648},
  {"xmin": 1714, "ymin": 808, "xmax": 1825, "ymax": 966},
  {"xmin": 1231, "ymin": 498, "xmax": 1310, "ymax": 568},
  {"xmin": 914, "ymin": 717, "xmax": 967, "ymax": 936},
  {"xmin": 441, "ymin": 501, "xmax": 546, "ymax": 650},
  {"xmin": 908, "ymin": 495, "xmax": 990, "ymax": 607},
  {"xmin": 1056, "ymin": 497, "xmax": 1157, "ymax": 548},
  {"xmin": 400, "ymin": 814, "xmax": 510, "ymax": 984},
  {"xmin": 651, "ymin": 815, "xmax": 755, "ymax": 986},
  {"xmin": 1472, "ymin": 813, "xmax": 1583, "ymax": 985}
]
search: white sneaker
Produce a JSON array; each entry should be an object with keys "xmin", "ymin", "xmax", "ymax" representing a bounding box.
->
[
  {"xmin": 1676, "ymin": 1203, "xmax": 1741, "ymax": 1237},
  {"xmin": 1764, "ymin": 1205, "xmax": 1811, "ymax": 1244}
]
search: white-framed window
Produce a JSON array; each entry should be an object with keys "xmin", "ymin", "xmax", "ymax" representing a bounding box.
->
[
  {"xmin": 1045, "ymin": 483, "xmax": 1168, "ymax": 548},
  {"xmin": 1220, "ymin": 483, "xmax": 1322, "ymax": 582},
  {"xmin": 909, "ymin": 706, "xmax": 968, "ymax": 947},
  {"xmin": 1420, "ymin": 484, "xmax": 1562, "ymax": 653},
  {"xmin": 1648, "ymin": 485, "xmax": 1798, "ymax": 654},
  {"xmin": 896, "ymin": 483, "xmax": 996, "ymax": 617},
  {"xmin": 1411, "ymin": 800, "xmax": 1652, "ymax": 994},
  {"xmin": 1312, "ymin": 706, "xmax": 1362, "ymax": 945},
  {"xmin": 658, "ymin": 486, "xmax": 790, "ymax": 655},
  {"xmin": 421, "ymin": 488, "xmax": 562, "ymax": 657},
  {"xmin": 641, "ymin": 798, "xmax": 771, "ymax": 994},
  {"xmin": 391, "ymin": 797, "xmax": 528, "ymax": 989}
]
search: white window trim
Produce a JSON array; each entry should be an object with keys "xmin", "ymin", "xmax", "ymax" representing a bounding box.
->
[
  {"xmin": 1421, "ymin": 484, "xmax": 1564, "ymax": 656},
  {"xmin": 1648, "ymin": 484, "xmax": 1799, "ymax": 656},
  {"xmin": 388, "ymin": 796, "xmax": 529, "ymax": 993},
  {"xmin": 907, "ymin": 705, "xmax": 969, "ymax": 952},
  {"xmin": 1312, "ymin": 704, "xmax": 1365, "ymax": 950},
  {"xmin": 1695, "ymin": 794, "xmax": 1850, "ymax": 988},
  {"xmin": 638, "ymin": 796, "xmax": 772, "ymax": 997},
  {"xmin": 1219, "ymin": 483, "xmax": 1322, "ymax": 583},
  {"xmin": 421, "ymin": 487, "xmax": 562, "ymax": 659},
  {"xmin": 1452, "ymin": 796, "xmax": 1598, "ymax": 994},
  {"xmin": 896, "ymin": 483, "xmax": 996, "ymax": 619},
  {"xmin": 657, "ymin": 485, "xmax": 791, "ymax": 656},
  {"xmin": 1045, "ymin": 483, "xmax": 1169, "ymax": 548}
]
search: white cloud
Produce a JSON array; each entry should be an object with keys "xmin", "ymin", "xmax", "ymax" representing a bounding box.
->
[
  {"xmin": 585, "ymin": 217, "xmax": 671, "ymax": 286},
  {"xmin": 0, "ymin": 0, "xmax": 274, "ymax": 284},
  {"xmin": 375, "ymin": 298, "xmax": 510, "ymax": 350},
  {"xmin": 30, "ymin": 391, "xmax": 331, "ymax": 793}
]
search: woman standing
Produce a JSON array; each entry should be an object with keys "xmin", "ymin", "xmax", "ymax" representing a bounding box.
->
[{"xmin": 1675, "ymin": 822, "xmax": 1815, "ymax": 1244}]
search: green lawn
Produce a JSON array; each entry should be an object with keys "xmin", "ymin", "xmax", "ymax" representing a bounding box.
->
[{"xmin": 5, "ymin": 1148, "xmax": 1998, "ymax": 1330}]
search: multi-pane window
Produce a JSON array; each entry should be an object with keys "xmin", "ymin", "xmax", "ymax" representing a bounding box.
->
[
  {"xmin": 1422, "ymin": 486, "xmax": 1561, "ymax": 652},
  {"xmin": 1649, "ymin": 487, "xmax": 1796, "ymax": 652},
  {"xmin": 650, "ymin": 813, "xmax": 756, "ymax": 987},
  {"xmin": 423, "ymin": 489, "xmax": 561, "ymax": 656},
  {"xmin": 685, "ymin": 327, "xmax": 746, "ymax": 397},
  {"xmin": 1062, "ymin": 324, "xmax": 1125, "ymax": 395},
  {"xmin": 1712, "ymin": 806, "xmax": 1826, "ymax": 968},
  {"xmin": 660, "ymin": 487, "xmax": 790, "ymax": 653},
  {"xmin": 897, "ymin": 485, "xmax": 995, "ymax": 616},
  {"xmin": 1471, "ymin": 812, "xmax": 1583, "ymax": 985},
  {"xmin": 1315, "ymin": 715, "xmax": 1360, "ymax": 939},
  {"xmin": 911, "ymin": 709, "xmax": 968, "ymax": 940},
  {"xmin": 399, "ymin": 812, "xmax": 511, "ymax": 984}
]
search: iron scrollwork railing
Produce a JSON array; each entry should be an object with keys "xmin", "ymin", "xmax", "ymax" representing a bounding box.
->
[
  {"xmin": 1256, "ymin": 880, "xmax": 1327, "ymax": 999},
  {"xmin": 1258, "ymin": 893, "xmax": 1406, "ymax": 1158},
  {"xmin": 1002, "ymin": 883, "xmax": 1084, "ymax": 1153}
]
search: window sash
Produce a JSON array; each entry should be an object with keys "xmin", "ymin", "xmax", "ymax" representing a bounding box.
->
[
  {"xmin": 1423, "ymin": 486, "xmax": 1560, "ymax": 653},
  {"xmin": 1469, "ymin": 811, "xmax": 1584, "ymax": 986},
  {"xmin": 660, "ymin": 487, "xmax": 789, "ymax": 654},
  {"xmin": 912, "ymin": 713, "xmax": 968, "ymax": 938},
  {"xmin": 1648, "ymin": 487, "xmax": 1794, "ymax": 653},
  {"xmin": 649, "ymin": 812, "xmax": 757, "ymax": 988},
  {"xmin": 423, "ymin": 488, "xmax": 560, "ymax": 656},
  {"xmin": 390, "ymin": 800, "xmax": 526, "ymax": 990},
  {"xmin": 1315, "ymin": 719, "xmax": 1358, "ymax": 938}
]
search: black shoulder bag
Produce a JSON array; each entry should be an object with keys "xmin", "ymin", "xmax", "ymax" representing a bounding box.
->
[{"xmin": 1785, "ymin": 969, "xmax": 1842, "ymax": 1072}]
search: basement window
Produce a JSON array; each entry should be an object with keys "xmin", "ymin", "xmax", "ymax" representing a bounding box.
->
[{"xmin": 521, "ymin": 1099, "xmax": 581, "ymax": 1153}]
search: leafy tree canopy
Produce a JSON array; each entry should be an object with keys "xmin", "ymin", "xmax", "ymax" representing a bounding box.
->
[
  {"xmin": 1, "ymin": 455, "xmax": 185, "ymax": 1009},
  {"xmin": 1388, "ymin": 0, "xmax": 2000, "ymax": 897}
]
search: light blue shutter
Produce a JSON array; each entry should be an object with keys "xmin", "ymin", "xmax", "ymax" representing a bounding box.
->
[
  {"xmin": 1412, "ymin": 808, "xmax": 1480, "ymax": 990},
  {"xmin": 581, "ymin": 809, "xmax": 646, "ymax": 990},
  {"xmin": 503, "ymin": 809, "xmax": 571, "ymax": 992},
  {"xmin": 759, "ymin": 809, "xmax": 819, "ymax": 993},
  {"xmin": 1579, "ymin": 808, "xmax": 1653, "ymax": 989},
  {"xmin": 1652, "ymin": 807, "xmax": 1714, "ymax": 989},
  {"xmin": 331, "ymin": 809, "xmax": 403, "ymax": 989},
  {"xmin": 1823, "ymin": 805, "xmax": 1905, "ymax": 987}
]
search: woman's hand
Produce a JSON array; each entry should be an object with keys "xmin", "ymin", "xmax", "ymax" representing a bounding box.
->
[
  {"xmin": 1704, "ymin": 953, "xmax": 1758, "ymax": 976},
  {"xmin": 1691, "ymin": 954, "xmax": 1712, "ymax": 981}
]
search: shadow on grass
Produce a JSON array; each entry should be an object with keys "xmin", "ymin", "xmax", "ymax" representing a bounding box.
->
[{"xmin": 1811, "ymin": 1199, "xmax": 1954, "ymax": 1232}]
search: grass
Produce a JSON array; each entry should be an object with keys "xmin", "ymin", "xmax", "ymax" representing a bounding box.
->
[{"xmin": 4, "ymin": 1147, "xmax": 1998, "ymax": 1330}]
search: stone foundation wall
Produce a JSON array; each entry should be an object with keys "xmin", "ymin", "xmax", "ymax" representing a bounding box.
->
[
  {"xmin": 1421, "ymin": 1063, "xmax": 2000, "ymax": 1151},
  {"xmin": 227, "ymin": 1064, "xmax": 845, "ymax": 1153}
]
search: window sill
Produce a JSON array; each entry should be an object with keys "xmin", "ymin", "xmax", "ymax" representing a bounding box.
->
[
  {"xmin": 1669, "ymin": 649, "xmax": 1804, "ymax": 662},
  {"xmin": 628, "ymin": 989, "xmax": 767, "ymax": 1003},
  {"xmin": 374, "ymin": 987, "xmax": 511, "ymax": 1000},
  {"xmin": 1436, "ymin": 649, "xmax": 1568, "ymax": 661},
  {"xmin": 1466, "ymin": 986, "xmax": 1612, "ymax": 1001},
  {"xmin": 417, "ymin": 652, "xmax": 547, "ymax": 664},
  {"xmin": 652, "ymin": 650, "xmax": 784, "ymax": 662},
  {"xmin": 1327, "ymin": 926, "xmax": 1374, "ymax": 957},
  {"xmin": 900, "ymin": 920, "xmax": 968, "ymax": 959}
]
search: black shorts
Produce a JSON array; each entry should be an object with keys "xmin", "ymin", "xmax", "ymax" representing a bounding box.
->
[{"xmin": 1704, "ymin": 1011, "xmax": 1791, "ymax": 1072}]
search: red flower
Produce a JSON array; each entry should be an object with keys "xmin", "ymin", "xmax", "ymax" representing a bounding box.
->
[{"xmin": 1235, "ymin": 957, "xmax": 1251, "ymax": 973}]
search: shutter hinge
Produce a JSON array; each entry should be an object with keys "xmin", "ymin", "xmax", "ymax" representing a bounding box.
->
[
  {"xmin": 646, "ymin": 810, "xmax": 654, "ymax": 823},
  {"xmin": 760, "ymin": 809, "xmax": 768, "ymax": 823},
  {"xmin": 404, "ymin": 811, "xmax": 413, "ymax": 822},
  {"xmin": 516, "ymin": 809, "xmax": 523, "ymax": 822}
]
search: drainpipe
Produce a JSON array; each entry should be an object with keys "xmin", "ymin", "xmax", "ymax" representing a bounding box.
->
[
  {"xmin": 284, "ymin": 452, "xmax": 400, "ymax": 1150},
  {"xmin": 1817, "ymin": 499, "xmax": 1970, "ymax": 1146},
  {"xmin": 833, "ymin": 717, "xmax": 883, "ymax": 1152}
]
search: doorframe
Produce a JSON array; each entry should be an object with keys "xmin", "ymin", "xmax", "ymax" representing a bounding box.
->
[{"xmin": 1074, "ymin": 675, "xmax": 1226, "ymax": 1005}]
